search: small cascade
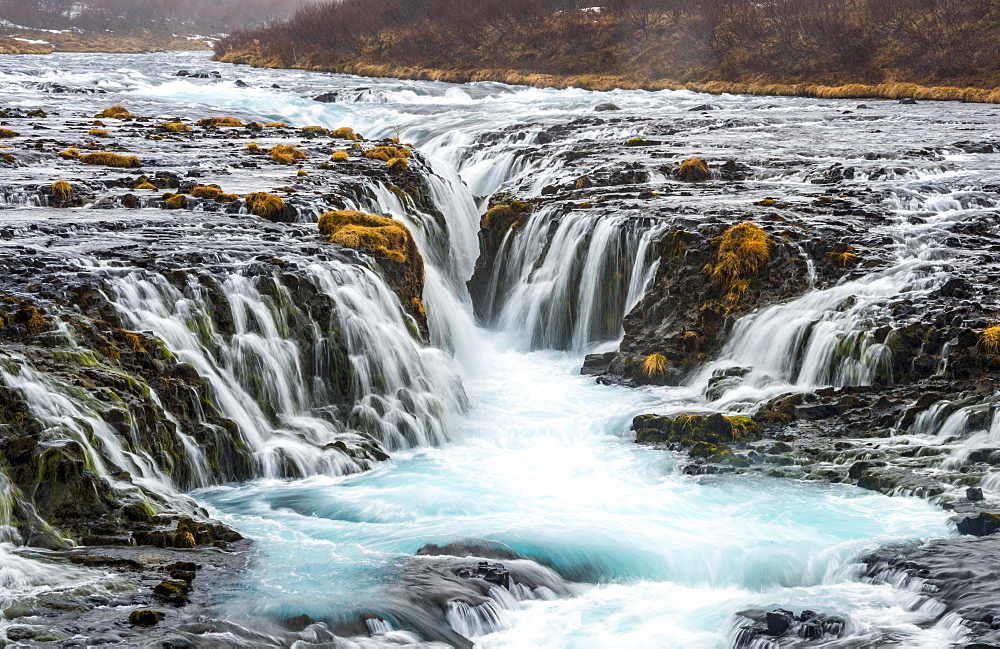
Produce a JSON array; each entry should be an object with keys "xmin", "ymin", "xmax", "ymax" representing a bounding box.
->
[
  {"xmin": 482, "ymin": 207, "xmax": 665, "ymax": 351},
  {"xmin": 697, "ymin": 184, "xmax": 996, "ymax": 399},
  {"xmin": 445, "ymin": 597, "xmax": 510, "ymax": 639},
  {"xmin": 105, "ymin": 258, "xmax": 465, "ymax": 475}
]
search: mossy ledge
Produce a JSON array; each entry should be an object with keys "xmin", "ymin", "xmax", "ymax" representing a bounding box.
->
[{"xmin": 318, "ymin": 210, "xmax": 427, "ymax": 333}]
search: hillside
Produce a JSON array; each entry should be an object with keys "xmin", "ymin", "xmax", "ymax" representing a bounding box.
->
[
  {"xmin": 0, "ymin": 0, "xmax": 314, "ymax": 53},
  {"xmin": 214, "ymin": 0, "xmax": 1000, "ymax": 102}
]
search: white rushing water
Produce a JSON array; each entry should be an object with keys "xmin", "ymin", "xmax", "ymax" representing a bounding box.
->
[{"xmin": 3, "ymin": 49, "xmax": 996, "ymax": 646}]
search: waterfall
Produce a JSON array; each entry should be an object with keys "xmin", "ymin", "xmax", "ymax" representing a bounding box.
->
[
  {"xmin": 481, "ymin": 207, "xmax": 665, "ymax": 351},
  {"xmin": 104, "ymin": 258, "xmax": 465, "ymax": 478}
]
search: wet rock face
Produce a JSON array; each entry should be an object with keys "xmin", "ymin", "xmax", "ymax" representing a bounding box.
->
[{"xmin": 0, "ymin": 105, "xmax": 453, "ymax": 547}]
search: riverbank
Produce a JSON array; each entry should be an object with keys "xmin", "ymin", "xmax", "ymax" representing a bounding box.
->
[
  {"xmin": 217, "ymin": 53, "xmax": 1000, "ymax": 105},
  {"xmin": 0, "ymin": 31, "xmax": 211, "ymax": 55}
]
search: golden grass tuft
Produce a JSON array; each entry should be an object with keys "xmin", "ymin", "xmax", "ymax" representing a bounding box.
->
[
  {"xmin": 50, "ymin": 181, "xmax": 73, "ymax": 201},
  {"xmin": 642, "ymin": 353, "xmax": 668, "ymax": 378},
  {"xmin": 265, "ymin": 122, "xmax": 288, "ymax": 128},
  {"xmin": 191, "ymin": 186, "xmax": 223, "ymax": 199},
  {"xmin": 980, "ymin": 326, "xmax": 1000, "ymax": 354},
  {"xmin": 161, "ymin": 122, "xmax": 192, "ymax": 133},
  {"xmin": 198, "ymin": 116, "xmax": 245, "ymax": 127},
  {"xmin": 297, "ymin": 169, "xmax": 308, "ymax": 177},
  {"xmin": 96, "ymin": 104, "xmax": 131, "ymax": 119},
  {"xmin": 88, "ymin": 128, "xmax": 110, "ymax": 137},
  {"xmin": 135, "ymin": 179, "xmax": 158, "ymax": 190},
  {"xmin": 364, "ymin": 145, "xmax": 411, "ymax": 163},
  {"xmin": 244, "ymin": 192, "xmax": 287, "ymax": 219},
  {"xmin": 0, "ymin": 129, "xmax": 19, "ymax": 138},
  {"xmin": 317, "ymin": 210, "xmax": 411, "ymax": 263},
  {"xmin": 162, "ymin": 193, "xmax": 187, "ymax": 209},
  {"xmin": 828, "ymin": 246, "xmax": 859, "ymax": 268},
  {"xmin": 331, "ymin": 150, "xmax": 350, "ymax": 162},
  {"xmin": 677, "ymin": 158, "xmax": 709, "ymax": 182},
  {"xmin": 216, "ymin": 193, "xmax": 239, "ymax": 203},
  {"xmin": 711, "ymin": 222, "xmax": 772, "ymax": 290},
  {"xmin": 330, "ymin": 126, "xmax": 360, "ymax": 140},
  {"xmin": 387, "ymin": 157, "xmax": 409, "ymax": 172},
  {"xmin": 119, "ymin": 329, "xmax": 147, "ymax": 354},
  {"xmin": 269, "ymin": 144, "xmax": 307, "ymax": 164},
  {"xmin": 245, "ymin": 142, "xmax": 261, "ymax": 152},
  {"xmin": 301, "ymin": 125, "xmax": 328, "ymax": 135},
  {"xmin": 79, "ymin": 152, "xmax": 141, "ymax": 168}
]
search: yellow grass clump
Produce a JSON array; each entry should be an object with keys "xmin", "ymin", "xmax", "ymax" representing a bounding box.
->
[
  {"xmin": 79, "ymin": 152, "xmax": 142, "ymax": 168},
  {"xmin": 387, "ymin": 157, "xmax": 409, "ymax": 172},
  {"xmin": 318, "ymin": 210, "xmax": 411, "ymax": 263},
  {"xmin": 364, "ymin": 146, "xmax": 411, "ymax": 163},
  {"xmin": 161, "ymin": 122, "xmax": 192, "ymax": 133},
  {"xmin": 245, "ymin": 142, "xmax": 261, "ymax": 152},
  {"xmin": 58, "ymin": 147, "xmax": 81, "ymax": 159},
  {"xmin": 216, "ymin": 193, "xmax": 239, "ymax": 203},
  {"xmin": 198, "ymin": 116, "xmax": 245, "ymax": 127},
  {"xmin": 265, "ymin": 122, "xmax": 288, "ymax": 128},
  {"xmin": 88, "ymin": 128, "xmax": 110, "ymax": 137},
  {"xmin": 269, "ymin": 144, "xmax": 307, "ymax": 164},
  {"xmin": 710, "ymin": 222, "xmax": 772, "ymax": 290},
  {"xmin": 642, "ymin": 353, "xmax": 668, "ymax": 378},
  {"xmin": 676, "ymin": 158, "xmax": 709, "ymax": 182},
  {"xmin": 191, "ymin": 186, "xmax": 223, "ymax": 199},
  {"xmin": 162, "ymin": 193, "xmax": 187, "ymax": 209},
  {"xmin": 0, "ymin": 129, "xmax": 19, "ymax": 138},
  {"xmin": 50, "ymin": 181, "xmax": 73, "ymax": 201},
  {"xmin": 980, "ymin": 326, "xmax": 1000, "ymax": 354},
  {"xmin": 331, "ymin": 151, "xmax": 350, "ymax": 162},
  {"xmin": 301, "ymin": 125, "xmax": 328, "ymax": 135},
  {"xmin": 828, "ymin": 246, "xmax": 859, "ymax": 268},
  {"xmin": 96, "ymin": 104, "xmax": 131, "ymax": 119},
  {"xmin": 244, "ymin": 192, "xmax": 287, "ymax": 219},
  {"xmin": 330, "ymin": 127, "xmax": 360, "ymax": 140}
]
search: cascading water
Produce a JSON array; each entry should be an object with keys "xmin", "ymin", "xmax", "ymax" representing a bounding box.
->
[{"xmin": 4, "ymin": 49, "xmax": 998, "ymax": 647}]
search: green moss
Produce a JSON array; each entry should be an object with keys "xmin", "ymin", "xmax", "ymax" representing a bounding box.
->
[{"xmin": 129, "ymin": 609, "xmax": 165, "ymax": 626}]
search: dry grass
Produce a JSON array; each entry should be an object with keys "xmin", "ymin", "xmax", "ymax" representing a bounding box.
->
[
  {"xmin": 134, "ymin": 179, "xmax": 158, "ymax": 190},
  {"xmin": 710, "ymin": 222, "xmax": 772, "ymax": 290},
  {"xmin": 162, "ymin": 193, "xmax": 187, "ymax": 209},
  {"xmin": 387, "ymin": 157, "xmax": 409, "ymax": 172},
  {"xmin": 0, "ymin": 129, "xmax": 19, "ymax": 139},
  {"xmin": 58, "ymin": 147, "xmax": 81, "ymax": 159},
  {"xmin": 297, "ymin": 169, "xmax": 309, "ymax": 177},
  {"xmin": 980, "ymin": 326, "xmax": 1000, "ymax": 354},
  {"xmin": 191, "ymin": 186, "xmax": 223, "ymax": 199},
  {"xmin": 364, "ymin": 145, "xmax": 411, "ymax": 163},
  {"xmin": 330, "ymin": 127, "xmax": 360, "ymax": 140},
  {"xmin": 301, "ymin": 126, "xmax": 328, "ymax": 135},
  {"xmin": 269, "ymin": 144, "xmax": 307, "ymax": 164},
  {"xmin": 318, "ymin": 210, "xmax": 411, "ymax": 263},
  {"xmin": 97, "ymin": 105, "xmax": 131, "ymax": 119},
  {"xmin": 828, "ymin": 246, "xmax": 859, "ymax": 268},
  {"xmin": 244, "ymin": 192, "xmax": 287, "ymax": 219},
  {"xmin": 677, "ymin": 158, "xmax": 709, "ymax": 182},
  {"xmin": 50, "ymin": 181, "xmax": 73, "ymax": 201},
  {"xmin": 265, "ymin": 122, "xmax": 288, "ymax": 128},
  {"xmin": 642, "ymin": 353, "xmax": 668, "ymax": 378},
  {"xmin": 161, "ymin": 122, "xmax": 192, "ymax": 133},
  {"xmin": 198, "ymin": 116, "xmax": 245, "ymax": 127},
  {"xmin": 245, "ymin": 142, "xmax": 261, "ymax": 152},
  {"xmin": 216, "ymin": 193, "xmax": 239, "ymax": 203},
  {"xmin": 79, "ymin": 152, "xmax": 141, "ymax": 168},
  {"xmin": 88, "ymin": 128, "xmax": 110, "ymax": 138},
  {"xmin": 331, "ymin": 151, "xmax": 350, "ymax": 162}
]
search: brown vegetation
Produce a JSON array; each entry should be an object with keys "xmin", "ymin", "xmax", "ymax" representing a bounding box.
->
[
  {"xmin": 96, "ymin": 104, "xmax": 131, "ymax": 119},
  {"xmin": 244, "ymin": 192, "xmax": 286, "ymax": 219},
  {"xmin": 79, "ymin": 152, "xmax": 141, "ymax": 168},
  {"xmin": 215, "ymin": 0, "xmax": 1000, "ymax": 101},
  {"xmin": 318, "ymin": 210, "xmax": 411, "ymax": 263},
  {"xmin": 269, "ymin": 144, "xmax": 307, "ymax": 164}
]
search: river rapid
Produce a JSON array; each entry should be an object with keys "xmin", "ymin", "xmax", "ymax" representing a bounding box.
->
[{"xmin": 4, "ymin": 49, "xmax": 995, "ymax": 647}]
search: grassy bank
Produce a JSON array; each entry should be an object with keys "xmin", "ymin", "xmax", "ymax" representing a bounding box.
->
[
  {"xmin": 215, "ymin": 0, "xmax": 1000, "ymax": 103},
  {"xmin": 0, "ymin": 31, "xmax": 211, "ymax": 55}
]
